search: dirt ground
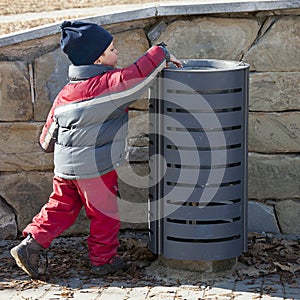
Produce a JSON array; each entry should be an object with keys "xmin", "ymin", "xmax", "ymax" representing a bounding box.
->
[
  {"xmin": 0, "ymin": 0, "xmax": 173, "ymax": 35},
  {"xmin": 1, "ymin": 232, "xmax": 300, "ymax": 289}
]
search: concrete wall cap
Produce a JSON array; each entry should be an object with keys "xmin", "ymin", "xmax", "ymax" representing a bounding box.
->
[{"xmin": 0, "ymin": 0, "xmax": 299, "ymax": 47}]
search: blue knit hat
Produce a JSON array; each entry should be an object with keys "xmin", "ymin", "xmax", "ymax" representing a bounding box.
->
[{"xmin": 60, "ymin": 21, "xmax": 113, "ymax": 66}]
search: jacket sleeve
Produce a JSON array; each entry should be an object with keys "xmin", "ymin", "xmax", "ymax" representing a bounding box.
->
[
  {"xmin": 39, "ymin": 105, "xmax": 59, "ymax": 153},
  {"xmin": 98, "ymin": 46, "xmax": 167, "ymax": 109},
  {"xmin": 121, "ymin": 45, "xmax": 167, "ymax": 80}
]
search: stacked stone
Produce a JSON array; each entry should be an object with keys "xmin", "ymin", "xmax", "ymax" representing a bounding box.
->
[{"xmin": 151, "ymin": 15, "xmax": 300, "ymax": 234}]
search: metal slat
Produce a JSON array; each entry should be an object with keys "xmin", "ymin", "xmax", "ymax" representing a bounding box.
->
[
  {"xmin": 164, "ymin": 147, "xmax": 243, "ymax": 165},
  {"xmin": 164, "ymin": 182, "xmax": 243, "ymax": 202},
  {"xmin": 163, "ymin": 71, "xmax": 245, "ymax": 92},
  {"xmin": 164, "ymin": 220, "xmax": 242, "ymax": 239},
  {"xmin": 164, "ymin": 238, "xmax": 243, "ymax": 260},
  {"xmin": 163, "ymin": 110, "xmax": 243, "ymax": 128},
  {"xmin": 164, "ymin": 165, "xmax": 243, "ymax": 184},
  {"xmin": 163, "ymin": 128, "xmax": 243, "ymax": 147},
  {"xmin": 163, "ymin": 93, "xmax": 244, "ymax": 110},
  {"xmin": 165, "ymin": 201, "xmax": 241, "ymax": 220}
]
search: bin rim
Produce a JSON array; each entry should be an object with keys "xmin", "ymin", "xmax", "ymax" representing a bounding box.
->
[{"xmin": 165, "ymin": 58, "xmax": 250, "ymax": 72}]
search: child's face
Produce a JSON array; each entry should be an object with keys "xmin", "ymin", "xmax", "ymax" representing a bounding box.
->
[{"xmin": 95, "ymin": 42, "xmax": 118, "ymax": 67}]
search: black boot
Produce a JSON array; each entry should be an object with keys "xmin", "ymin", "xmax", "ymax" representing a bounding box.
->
[
  {"xmin": 10, "ymin": 234, "xmax": 42, "ymax": 279},
  {"xmin": 91, "ymin": 256, "xmax": 126, "ymax": 276}
]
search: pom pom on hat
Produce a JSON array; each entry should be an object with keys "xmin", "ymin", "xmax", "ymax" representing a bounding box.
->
[
  {"xmin": 61, "ymin": 21, "xmax": 72, "ymax": 29},
  {"xmin": 60, "ymin": 21, "xmax": 113, "ymax": 66}
]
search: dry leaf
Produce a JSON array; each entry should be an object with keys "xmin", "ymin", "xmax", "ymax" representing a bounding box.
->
[{"xmin": 273, "ymin": 262, "xmax": 300, "ymax": 274}]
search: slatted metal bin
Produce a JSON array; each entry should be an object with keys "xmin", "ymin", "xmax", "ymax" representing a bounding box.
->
[{"xmin": 149, "ymin": 59, "xmax": 249, "ymax": 260}]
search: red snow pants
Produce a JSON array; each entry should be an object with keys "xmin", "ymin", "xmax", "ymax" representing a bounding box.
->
[{"xmin": 23, "ymin": 170, "xmax": 120, "ymax": 266}]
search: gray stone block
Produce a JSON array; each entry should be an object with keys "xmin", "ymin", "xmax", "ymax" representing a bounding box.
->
[
  {"xmin": 0, "ymin": 172, "xmax": 53, "ymax": 231},
  {"xmin": 0, "ymin": 122, "xmax": 53, "ymax": 172},
  {"xmin": 147, "ymin": 21, "xmax": 167, "ymax": 43},
  {"xmin": 275, "ymin": 199, "xmax": 300, "ymax": 234},
  {"xmin": 249, "ymin": 72, "xmax": 300, "ymax": 111},
  {"xmin": 248, "ymin": 153, "xmax": 300, "ymax": 200},
  {"xmin": 34, "ymin": 48, "xmax": 69, "ymax": 121},
  {"xmin": 248, "ymin": 201, "xmax": 280, "ymax": 233},
  {"xmin": 128, "ymin": 136, "xmax": 149, "ymax": 147},
  {"xmin": 113, "ymin": 29, "xmax": 149, "ymax": 68},
  {"xmin": 0, "ymin": 197, "xmax": 17, "ymax": 239},
  {"xmin": 244, "ymin": 16, "xmax": 300, "ymax": 71},
  {"xmin": 0, "ymin": 61, "xmax": 32, "ymax": 121},
  {"xmin": 155, "ymin": 17, "xmax": 260, "ymax": 60},
  {"xmin": 128, "ymin": 110, "xmax": 148, "ymax": 139},
  {"xmin": 249, "ymin": 112, "xmax": 300, "ymax": 153},
  {"xmin": 117, "ymin": 163, "xmax": 149, "ymax": 227},
  {"xmin": 127, "ymin": 146, "xmax": 149, "ymax": 162},
  {"xmin": 128, "ymin": 97, "xmax": 148, "ymax": 111}
]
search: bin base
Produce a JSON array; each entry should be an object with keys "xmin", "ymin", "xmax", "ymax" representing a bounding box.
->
[{"xmin": 159, "ymin": 256, "xmax": 237, "ymax": 273}]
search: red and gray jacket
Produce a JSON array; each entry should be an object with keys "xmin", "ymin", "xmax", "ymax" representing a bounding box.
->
[{"xmin": 39, "ymin": 46, "xmax": 167, "ymax": 179}]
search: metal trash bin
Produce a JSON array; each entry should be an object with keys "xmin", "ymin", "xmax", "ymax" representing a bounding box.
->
[{"xmin": 148, "ymin": 59, "xmax": 249, "ymax": 261}]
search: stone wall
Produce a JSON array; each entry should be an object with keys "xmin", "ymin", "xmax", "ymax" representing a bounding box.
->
[{"xmin": 0, "ymin": 2, "xmax": 299, "ymax": 238}]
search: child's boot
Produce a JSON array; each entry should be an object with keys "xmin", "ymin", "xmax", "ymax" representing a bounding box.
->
[
  {"xmin": 10, "ymin": 233, "xmax": 42, "ymax": 279},
  {"xmin": 91, "ymin": 255, "xmax": 126, "ymax": 276}
]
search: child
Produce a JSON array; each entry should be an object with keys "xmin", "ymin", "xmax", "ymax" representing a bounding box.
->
[{"xmin": 10, "ymin": 20, "xmax": 182, "ymax": 279}]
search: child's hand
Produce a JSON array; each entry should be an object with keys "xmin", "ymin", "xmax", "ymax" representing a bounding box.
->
[{"xmin": 168, "ymin": 54, "xmax": 183, "ymax": 68}]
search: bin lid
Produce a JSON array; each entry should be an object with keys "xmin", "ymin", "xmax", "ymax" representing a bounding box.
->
[{"xmin": 166, "ymin": 59, "xmax": 249, "ymax": 72}]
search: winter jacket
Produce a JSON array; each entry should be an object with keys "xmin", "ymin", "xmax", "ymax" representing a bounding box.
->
[{"xmin": 39, "ymin": 46, "xmax": 167, "ymax": 179}]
